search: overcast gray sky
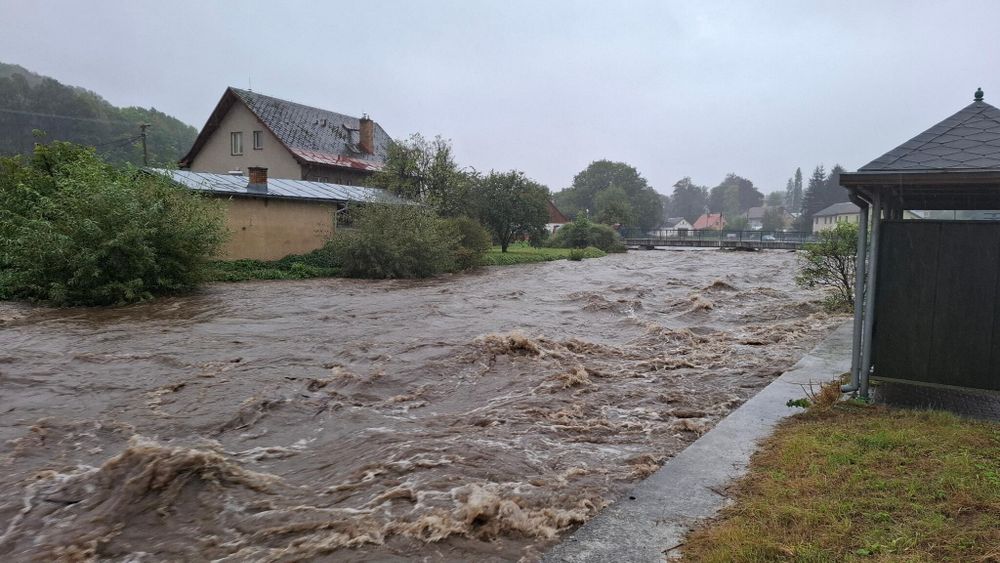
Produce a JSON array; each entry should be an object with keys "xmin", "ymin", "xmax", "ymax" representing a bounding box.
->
[{"xmin": 2, "ymin": 1, "xmax": 998, "ymax": 194}]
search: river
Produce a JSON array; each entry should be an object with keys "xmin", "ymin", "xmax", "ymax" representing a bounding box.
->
[{"xmin": 0, "ymin": 249, "xmax": 844, "ymax": 562}]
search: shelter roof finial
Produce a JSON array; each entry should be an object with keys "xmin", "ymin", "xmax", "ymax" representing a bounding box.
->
[{"xmin": 975, "ymin": 87, "xmax": 984, "ymax": 102}]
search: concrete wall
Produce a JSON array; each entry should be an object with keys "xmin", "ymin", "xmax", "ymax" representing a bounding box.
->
[
  {"xmin": 220, "ymin": 196, "xmax": 336, "ymax": 261},
  {"xmin": 189, "ymin": 102, "xmax": 303, "ymax": 179},
  {"xmin": 814, "ymin": 212, "xmax": 859, "ymax": 232}
]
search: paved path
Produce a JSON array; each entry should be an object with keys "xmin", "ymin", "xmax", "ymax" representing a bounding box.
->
[{"xmin": 543, "ymin": 321, "xmax": 853, "ymax": 562}]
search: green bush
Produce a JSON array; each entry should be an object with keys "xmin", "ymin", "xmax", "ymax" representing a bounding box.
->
[
  {"xmin": 446, "ymin": 216, "xmax": 492, "ymax": 270},
  {"xmin": 796, "ymin": 222, "xmax": 858, "ymax": 311},
  {"xmin": 548, "ymin": 216, "xmax": 626, "ymax": 252},
  {"xmin": 331, "ymin": 203, "xmax": 458, "ymax": 278},
  {"xmin": 0, "ymin": 142, "xmax": 226, "ymax": 305},
  {"xmin": 568, "ymin": 249, "xmax": 586, "ymax": 261}
]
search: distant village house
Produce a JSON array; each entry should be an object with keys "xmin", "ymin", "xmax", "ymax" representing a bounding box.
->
[
  {"xmin": 650, "ymin": 217, "xmax": 694, "ymax": 237},
  {"xmin": 692, "ymin": 213, "xmax": 726, "ymax": 230},
  {"xmin": 179, "ymin": 87, "xmax": 390, "ymax": 185},
  {"xmin": 812, "ymin": 202, "xmax": 860, "ymax": 231},
  {"xmin": 546, "ymin": 200, "xmax": 570, "ymax": 233}
]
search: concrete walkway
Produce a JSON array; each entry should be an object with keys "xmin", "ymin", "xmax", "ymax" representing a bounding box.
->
[{"xmin": 543, "ymin": 321, "xmax": 853, "ymax": 562}]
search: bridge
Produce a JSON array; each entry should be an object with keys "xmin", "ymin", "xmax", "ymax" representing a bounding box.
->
[{"xmin": 622, "ymin": 230, "xmax": 815, "ymax": 250}]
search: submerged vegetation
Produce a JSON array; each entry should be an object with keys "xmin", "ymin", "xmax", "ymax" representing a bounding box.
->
[
  {"xmin": 0, "ymin": 142, "xmax": 226, "ymax": 305},
  {"xmin": 547, "ymin": 216, "xmax": 627, "ymax": 253},
  {"xmin": 682, "ymin": 401, "xmax": 1000, "ymax": 562}
]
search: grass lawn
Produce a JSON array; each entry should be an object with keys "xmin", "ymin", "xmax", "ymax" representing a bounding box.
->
[
  {"xmin": 479, "ymin": 243, "xmax": 606, "ymax": 266},
  {"xmin": 682, "ymin": 402, "xmax": 1000, "ymax": 562}
]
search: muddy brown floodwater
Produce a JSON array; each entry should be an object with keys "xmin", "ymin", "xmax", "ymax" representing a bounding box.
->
[{"xmin": 0, "ymin": 249, "xmax": 844, "ymax": 562}]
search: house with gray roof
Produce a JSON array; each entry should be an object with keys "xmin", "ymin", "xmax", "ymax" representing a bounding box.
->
[
  {"xmin": 179, "ymin": 87, "xmax": 391, "ymax": 185},
  {"xmin": 812, "ymin": 202, "xmax": 860, "ymax": 231}
]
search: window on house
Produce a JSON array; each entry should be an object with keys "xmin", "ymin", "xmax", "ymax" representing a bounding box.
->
[
  {"xmin": 230, "ymin": 132, "xmax": 243, "ymax": 155},
  {"xmin": 253, "ymin": 131, "xmax": 263, "ymax": 150}
]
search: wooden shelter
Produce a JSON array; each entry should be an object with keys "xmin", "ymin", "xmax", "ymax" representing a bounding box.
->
[{"xmin": 840, "ymin": 88, "xmax": 1000, "ymax": 397}]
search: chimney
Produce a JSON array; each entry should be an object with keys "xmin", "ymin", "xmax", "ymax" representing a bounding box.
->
[
  {"xmin": 359, "ymin": 114, "xmax": 374, "ymax": 155},
  {"xmin": 247, "ymin": 166, "xmax": 268, "ymax": 193}
]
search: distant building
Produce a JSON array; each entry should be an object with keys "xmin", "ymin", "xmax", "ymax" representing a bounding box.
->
[
  {"xmin": 744, "ymin": 206, "xmax": 792, "ymax": 230},
  {"xmin": 812, "ymin": 202, "xmax": 860, "ymax": 231},
  {"xmin": 692, "ymin": 213, "xmax": 726, "ymax": 230},
  {"xmin": 650, "ymin": 217, "xmax": 694, "ymax": 237},
  {"xmin": 151, "ymin": 167, "xmax": 406, "ymax": 261},
  {"xmin": 546, "ymin": 200, "xmax": 570, "ymax": 233},
  {"xmin": 179, "ymin": 87, "xmax": 391, "ymax": 185}
]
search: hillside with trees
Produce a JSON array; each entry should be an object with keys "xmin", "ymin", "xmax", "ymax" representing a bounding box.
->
[{"xmin": 0, "ymin": 62, "xmax": 196, "ymax": 166}]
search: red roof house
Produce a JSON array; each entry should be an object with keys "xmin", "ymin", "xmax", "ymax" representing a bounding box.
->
[{"xmin": 692, "ymin": 213, "xmax": 725, "ymax": 230}]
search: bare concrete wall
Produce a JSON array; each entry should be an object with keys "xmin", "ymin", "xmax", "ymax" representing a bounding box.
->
[
  {"xmin": 190, "ymin": 102, "xmax": 302, "ymax": 179},
  {"xmin": 220, "ymin": 197, "xmax": 335, "ymax": 261}
]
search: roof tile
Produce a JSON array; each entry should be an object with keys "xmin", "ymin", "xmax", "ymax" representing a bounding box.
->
[{"xmin": 860, "ymin": 100, "xmax": 1000, "ymax": 172}]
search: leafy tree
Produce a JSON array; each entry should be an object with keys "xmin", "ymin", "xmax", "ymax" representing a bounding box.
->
[
  {"xmin": 765, "ymin": 191, "xmax": 784, "ymax": 207},
  {"xmin": 796, "ymin": 222, "xmax": 858, "ymax": 311},
  {"xmin": 367, "ymin": 133, "xmax": 474, "ymax": 216},
  {"xmin": 762, "ymin": 207, "xmax": 787, "ymax": 231},
  {"xmin": 709, "ymin": 174, "xmax": 763, "ymax": 216},
  {"xmin": 548, "ymin": 216, "xmax": 625, "ymax": 252},
  {"xmin": 670, "ymin": 177, "xmax": 708, "ymax": 223},
  {"xmin": 552, "ymin": 160, "xmax": 662, "ymax": 230},
  {"xmin": 658, "ymin": 193, "xmax": 673, "ymax": 222},
  {"xmin": 726, "ymin": 215, "xmax": 750, "ymax": 230},
  {"xmin": 473, "ymin": 170, "xmax": 550, "ymax": 252},
  {"xmin": 594, "ymin": 184, "xmax": 635, "ymax": 225},
  {"xmin": 0, "ymin": 141, "xmax": 226, "ymax": 305}
]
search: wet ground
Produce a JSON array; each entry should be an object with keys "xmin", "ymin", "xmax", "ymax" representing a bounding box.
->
[{"xmin": 0, "ymin": 249, "xmax": 844, "ymax": 562}]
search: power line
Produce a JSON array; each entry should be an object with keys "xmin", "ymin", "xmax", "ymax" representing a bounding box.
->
[
  {"xmin": 0, "ymin": 107, "xmax": 133, "ymax": 125},
  {"xmin": 91, "ymin": 135, "xmax": 142, "ymax": 148}
]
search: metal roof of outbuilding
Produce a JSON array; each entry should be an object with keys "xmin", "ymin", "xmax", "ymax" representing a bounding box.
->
[{"xmin": 149, "ymin": 169, "xmax": 408, "ymax": 205}]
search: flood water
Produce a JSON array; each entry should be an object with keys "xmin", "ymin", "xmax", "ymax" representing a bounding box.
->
[{"xmin": 0, "ymin": 249, "xmax": 844, "ymax": 562}]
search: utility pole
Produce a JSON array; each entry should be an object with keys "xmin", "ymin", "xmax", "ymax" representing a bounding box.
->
[{"xmin": 139, "ymin": 123, "xmax": 150, "ymax": 166}]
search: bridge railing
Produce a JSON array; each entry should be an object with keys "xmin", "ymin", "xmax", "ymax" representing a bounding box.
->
[{"xmin": 620, "ymin": 228, "xmax": 816, "ymax": 244}]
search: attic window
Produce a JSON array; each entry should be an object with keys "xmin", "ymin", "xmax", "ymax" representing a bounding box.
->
[
  {"xmin": 230, "ymin": 132, "xmax": 243, "ymax": 156},
  {"xmin": 253, "ymin": 131, "xmax": 263, "ymax": 150}
]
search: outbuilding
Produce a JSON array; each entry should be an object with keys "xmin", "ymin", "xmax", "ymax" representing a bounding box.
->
[
  {"xmin": 840, "ymin": 88, "xmax": 1000, "ymax": 398},
  {"xmin": 151, "ymin": 166, "xmax": 405, "ymax": 261}
]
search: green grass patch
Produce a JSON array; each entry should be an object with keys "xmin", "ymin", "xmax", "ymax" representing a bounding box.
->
[
  {"xmin": 207, "ymin": 260, "xmax": 338, "ymax": 282},
  {"xmin": 682, "ymin": 402, "xmax": 1000, "ymax": 562},
  {"xmin": 209, "ymin": 242, "xmax": 608, "ymax": 281},
  {"xmin": 208, "ymin": 245, "xmax": 340, "ymax": 282},
  {"xmin": 479, "ymin": 244, "xmax": 606, "ymax": 266}
]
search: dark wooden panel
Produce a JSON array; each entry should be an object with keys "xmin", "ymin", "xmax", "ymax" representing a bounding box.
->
[
  {"xmin": 874, "ymin": 221, "xmax": 940, "ymax": 383},
  {"xmin": 927, "ymin": 223, "xmax": 1000, "ymax": 390}
]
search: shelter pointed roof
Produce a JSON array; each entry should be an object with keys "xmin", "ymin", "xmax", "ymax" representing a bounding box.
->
[{"xmin": 860, "ymin": 97, "xmax": 1000, "ymax": 172}]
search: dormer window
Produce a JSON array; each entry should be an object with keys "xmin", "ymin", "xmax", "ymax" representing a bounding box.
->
[
  {"xmin": 253, "ymin": 131, "xmax": 263, "ymax": 150},
  {"xmin": 230, "ymin": 132, "xmax": 243, "ymax": 156}
]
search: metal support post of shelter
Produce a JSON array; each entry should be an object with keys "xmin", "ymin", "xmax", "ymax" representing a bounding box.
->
[
  {"xmin": 844, "ymin": 199, "xmax": 870, "ymax": 394},
  {"xmin": 857, "ymin": 190, "xmax": 882, "ymax": 399}
]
